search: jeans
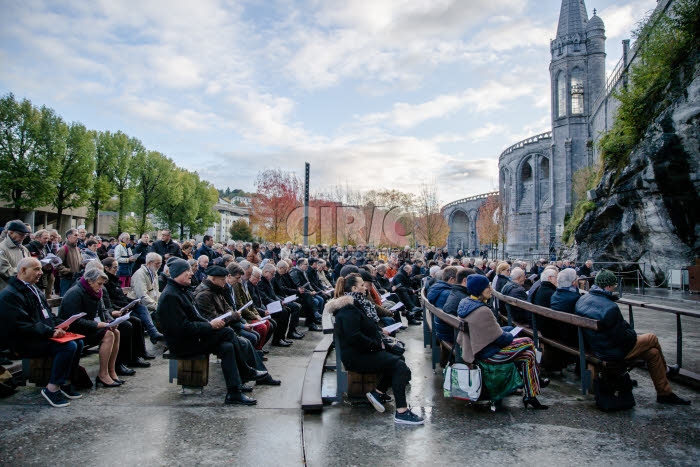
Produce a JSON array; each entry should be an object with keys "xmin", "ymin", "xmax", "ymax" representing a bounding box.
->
[
  {"xmin": 59, "ymin": 278, "xmax": 74, "ymax": 297},
  {"xmin": 130, "ymin": 304, "xmax": 160, "ymax": 338},
  {"xmin": 47, "ymin": 339, "xmax": 84, "ymax": 386}
]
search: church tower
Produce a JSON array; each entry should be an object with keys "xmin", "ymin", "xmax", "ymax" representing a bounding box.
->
[{"xmin": 548, "ymin": 0, "xmax": 606, "ymax": 243}]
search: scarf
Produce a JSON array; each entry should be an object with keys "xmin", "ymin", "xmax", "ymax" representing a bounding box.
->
[
  {"xmin": 79, "ymin": 276, "xmax": 103, "ymax": 300},
  {"xmin": 347, "ymin": 291, "xmax": 379, "ymax": 323}
]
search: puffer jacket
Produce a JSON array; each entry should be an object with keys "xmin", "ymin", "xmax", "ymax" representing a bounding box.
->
[
  {"xmin": 575, "ymin": 285, "xmax": 636, "ymax": 360},
  {"xmin": 435, "ymin": 284, "xmax": 469, "ymax": 343},
  {"xmin": 427, "ymin": 280, "xmax": 452, "ymax": 309}
]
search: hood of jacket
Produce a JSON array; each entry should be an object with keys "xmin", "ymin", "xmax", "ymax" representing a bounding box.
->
[
  {"xmin": 324, "ymin": 295, "xmax": 354, "ymax": 316},
  {"xmin": 457, "ymin": 297, "xmax": 485, "ymax": 318}
]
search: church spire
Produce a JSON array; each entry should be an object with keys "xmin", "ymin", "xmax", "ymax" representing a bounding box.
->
[{"xmin": 556, "ymin": 0, "xmax": 589, "ymax": 39}]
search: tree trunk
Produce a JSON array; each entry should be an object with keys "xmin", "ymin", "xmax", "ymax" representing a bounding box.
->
[{"xmin": 92, "ymin": 200, "xmax": 100, "ymax": 234}]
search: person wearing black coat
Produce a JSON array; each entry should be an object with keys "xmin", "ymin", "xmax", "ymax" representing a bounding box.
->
[
  {"xmin": 329, "ymin": 273, "xmax": 424, "ymax": 425},
  {"xmin": 58, "ymin": 268, "xmax": 122, "ymax": 388},
  {"xmin": 530, "ymin": 269, "xmax": 558, "ymax": 338},
  {"xmin": 260, "ymin": 263, "xmax": 303, "ymax": 340},
  {"xmin": 158, "ymin": 259, "xmax": 266, "ymax": 405},
  {"xmin": 437, "ymin": 269, "xmax": 473, "ymax": 343},
  {"xmin": 272, "ymin": 263, "xmax": 320, "ymax": 331},
  {"xmin": 0, "ymin": 259, "xmax": 84, "ymax": 405},
  {"xmin": 500, "ymin": 268, "xmax": 530, "ymax": 324},
  {"xmin": 549, "ymin": 268, "xmax": 581, "ymax": 347},
  {"xmin": 149, "ymin": 231, "xmax": 182, "ymax": 271}
]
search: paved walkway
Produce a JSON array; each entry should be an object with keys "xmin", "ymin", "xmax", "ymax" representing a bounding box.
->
[{"xmin": 2, "ymin": 306, "xmax": 699, "ymax": 466}]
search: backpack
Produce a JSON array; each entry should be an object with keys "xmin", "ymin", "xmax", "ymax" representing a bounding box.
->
[{"xmin": 594, "ymin": 370, "xmax": 636, "ymax": 412}]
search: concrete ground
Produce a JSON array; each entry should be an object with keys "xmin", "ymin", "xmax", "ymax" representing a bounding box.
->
[{"xmin": 1, "ymin": 303, "xmax": 699, "ymax": 466}]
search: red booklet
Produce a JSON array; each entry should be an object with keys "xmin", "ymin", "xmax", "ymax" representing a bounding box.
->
[{"xmin": 50, "ymin": 332, "xmax": 85, "ymax": 343}]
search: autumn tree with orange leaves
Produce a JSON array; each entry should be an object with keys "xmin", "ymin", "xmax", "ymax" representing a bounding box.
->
[
  {"xmin": 250, "ymin": 169, "xmax": 301, "ymax": 243},
  {"xmin": 476, "ymin": 194, "xmax": 502, "ymax": 252}
]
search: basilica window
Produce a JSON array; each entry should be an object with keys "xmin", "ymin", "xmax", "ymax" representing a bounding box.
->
[
  {"xmin": 556, "ymin": 71, "xmax": 566, "ymax": 118},
  {"xmin": 571, "ymin": 67, "xmax": 584, "ymax": 115}
]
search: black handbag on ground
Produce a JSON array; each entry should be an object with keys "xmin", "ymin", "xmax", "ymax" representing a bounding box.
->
[{"xmin": 594, "ymin": 371, "xmax": 635, "ymax": 412}]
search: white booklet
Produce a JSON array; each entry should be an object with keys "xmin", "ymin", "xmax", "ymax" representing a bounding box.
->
[
  {"xmin": 283, "ymin": 295, "xmax": 297, "ymax": 303},
  {"xmin": 510, "ymin": 326, "xmax": 523, "ymax": 337},
  {"xmin": 389, "ymin": 302, "xmax": 404, "ymax": 311},
  {"xmin": 266, "ymin": 301, "xmax": 283, "ymax": 314},
  {"xmin": 41, "ymin": 253, "xmax": 62, "ymax": 267},
  {"xmin": 56, "ymin": 312, "xmax": 86, "ymax": 330},
  {"xmin": 105, "ymin": 311, "xmax": 132, "ymax": 328},
  {"xmin": 216, "ymin": 300, "xmax": 253, "ymax": 321},
  {"xmin": 382, "ymin": 322, "xmax": 403, "ymax": 334},
  {"xmin": 250, "ymin": 315, "xmax": 272, "ymax": 327}
]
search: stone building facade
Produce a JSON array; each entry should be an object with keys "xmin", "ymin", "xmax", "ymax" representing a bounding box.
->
[{"xmin": 445, "ymin": 0, "xmax": 676, "ymax": 258}]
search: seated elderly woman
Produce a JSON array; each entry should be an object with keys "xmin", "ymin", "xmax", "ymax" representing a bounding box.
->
[
  {"xmin": 59, "ymin": 267, "xmax": 122, "ymax": 388},
  {"xmin": 457, "ymin": 274, "xmax": 549, "ymax": 410},
  {"xmin": 327, "ymin": 273, "xmax": 424, "ymax": 425}
]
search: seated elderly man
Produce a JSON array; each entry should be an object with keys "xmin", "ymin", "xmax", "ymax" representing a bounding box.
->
[
  {"xmin": 272, "ymin": 260, "xmax": 320, "ymax": 332},
  {"xmin": 500, "ymin": 267, "xmax": 530, "ymax": 324},
  {"xmin": 248, "ymin": 266, "xmax": 290, "ymax": 347},
  {"xmin": 259, "ymin": 262, "xmax": 303, "ymax": 340},
  {"xmin": 193, "ymin": 265, "xmax": 281, "ymax": 390},
  {"xmin": 575, "ymin": 270, "xmax": 690, "ymax": 406},
  {"xmin": 127, "ymin": 252, "xmax": 165, "ymax": 343},
  {"xmin": 158, "ymin": 258, "xmax": 269, "ymax": 405},
  {"xmin": 0, "ymin": 258, "xmax": 84, "ymax": 407},
  {"xmin": 549, "ymin": 268, "xmax": 582, "ymax": 347}
]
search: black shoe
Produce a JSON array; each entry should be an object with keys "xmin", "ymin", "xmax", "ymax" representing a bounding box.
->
[
  {"xmin": 258, "ymin": 375, "xmax": 281, "ymax": 386},
  {"xmin": 376, "ymin": 391, "xmax": 392, "ymax": 403},
  {"xmin": 252, "ymin": 369, "xmax": 269, "ymax": 381},
  {"xmin": 116, "ymin": 364, "xmax": 136, "ymax": 376},
  {"xmin": 287, "ymin": 331, "xmax": 305, "ymax": 340},
  {"xmin": 262, "ymin": 349, "xmax": 269, "ymax": 354},
  {"xmin": 225, "ymin": 391, "xmax": 257, "ymax": 405},
  {"xmin": 142, "ymin": 352, "xmax": 157, "ymax": 360},
  {"xmin": 60, "ymin": 384, "xmax": 82, "ymax": 400},
  {"xmin": 241, "ymin": 384, "xmax": 254, "ymax": 393},
  {"xmin": 129, "ymin": 357, "xmax": 151, "ymax": 368},
  {"xmin": 272, "ymin": 340, "xmax": 292, "ymax": 347},
  {"xmin": 95, "ymin": 376, "xmax": 122, "ymax": 388},
  {"xmin": 41, "ymin": 388, "xmax": 70, "ymax": 407},
  {"xmin": 523, "ymin": 396, "xmax": 549, "ymax": 410},
  {"xmin": 657, "ymin": 392, "xmax": 691, "ymax": 405},
  {"xmin": 150, "ymin": 334, "xmax": 164, "ymax": 345},
  {"xmin": 407, "ymin": 318, "xmax": 421, "ymax": 326},
  {"xmin": 666, "ymin": 364, "xmax": 681, "ymax": 378},
  {"xmin": 307, "ymin": 323, "xmax": 322, "ymax": 332},
  {"xmin": 539, "ymin": 377, "xmax": 550, "ymax": 389},
  {"xmin": 400, "ymin": 325, "xmax": 408, "ymax": 330}
]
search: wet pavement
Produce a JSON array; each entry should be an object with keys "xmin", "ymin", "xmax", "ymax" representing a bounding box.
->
[{"xmin": 2, "ymin": 305, "xmax": 699, "ymax": 466}]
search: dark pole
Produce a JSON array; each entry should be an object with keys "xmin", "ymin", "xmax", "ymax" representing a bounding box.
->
[{"xmin": 303, "ymin": 162, "xmax": 310, "ymax": 246}]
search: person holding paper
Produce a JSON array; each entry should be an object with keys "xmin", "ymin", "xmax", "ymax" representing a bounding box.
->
[
  {"xmin": 456, "ymin": 274, "xmax": 549, "ymax": 410},
  {"xmin": 26, "ymin": 229, "xmax": 53, "ymax": 297},
  {"xmin": 235, "ymin": 262, "xmax": 275, "ymax": 350},
  {"xmin": 273, "ymin": 261, "xmax": 321, "ymax": 332},
  {"xmin": 260, "ymin": 263, "xmax": 304, "ymax": 340},
  {"xmin": 0, "ymin": 258, "xmax": 84, "ymax": 407},
  {"xmin": 329, "ymin": 273, "xmax": 424, "ymax": 426},
  {"xmin": 159, "ymin": 258, "xmax": 272, "ymax": 405},
  {"xmin": 249, "ymin": 266, "xmax": 291, "ymax": 347},
  {"xmin": 59, "ymin": 268, "xmax": 123, "ymax": 388}
]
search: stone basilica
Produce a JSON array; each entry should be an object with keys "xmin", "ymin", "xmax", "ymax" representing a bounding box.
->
[{"xmin": 443, "ymin": 0, "xmax": 653, "ymax": 258}]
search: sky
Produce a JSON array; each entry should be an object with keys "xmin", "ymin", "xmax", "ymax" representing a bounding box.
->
[{"xmin": 0, "ymin": 0, "xmax": 657, "ymax": 205}]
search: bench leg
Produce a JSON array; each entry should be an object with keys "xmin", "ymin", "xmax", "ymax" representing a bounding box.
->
[
  {"xmin": 578, "ymin": 328, "xmax": 590, "ymax": 395},
  {"xmin": 169, "ymin": 359, "xmax": 178, "ymax": 384},
  {"xmin": 334, "ymin": 337, "xmax": 347, "ymax": 402}
]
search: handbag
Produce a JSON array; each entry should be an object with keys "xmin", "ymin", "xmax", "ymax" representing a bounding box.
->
[
  {"xmin": 477, "ymin": 361, "xmax": 523, "ymax": 402},
  {"xmin": 443, "ymin": 362, "xmax": 482, "ymax": 401},
  {"xmin": 594, "ymin": 371, "xmax": 635, "ymax": 412},
  {"xmin": 382, "ymin": 337, "xmax": 405, "ymax": 356}
]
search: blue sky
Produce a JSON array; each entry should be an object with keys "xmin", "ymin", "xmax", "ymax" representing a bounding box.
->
[{"xmin": 0, "ymin": 0, "xmax": 656, "ymax": 204}]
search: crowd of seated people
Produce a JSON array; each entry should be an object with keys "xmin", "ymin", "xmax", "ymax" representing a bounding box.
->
[{"xmin": 0, "ymin": 218, "xmax": 690, "ymax": 409}]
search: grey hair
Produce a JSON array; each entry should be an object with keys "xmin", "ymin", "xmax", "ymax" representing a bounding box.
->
[
  {"xmin": 239, "ymin": 260, "xmax": 252, "ymax": 272},
  {"xmin": 510, "ymin": 267, "xmax": 525, "ymax": 281},
  {"xmin": 146, "ymin": 252, "xmax": 162, "ymax": 264},
  {"xmin": 251, "ymin": 266, "xmax": 262, "ymax": 277},
  {"xmin": 262, "ymin": 263, "xmax": 277, "ymax": 274},
  {"xmin": 118, "ymin": 232, "xmax": 130, "ymax": 243},
  {"xmin": 541, "ymin": 268, "xmax": 557, "ymax": 283},
  {"xmin": 83, "ymin": 267, "xmax": 108, "ymax": 282},
  {"xmin": 557, "ymin": 268, "xmax": 577, "ymax": 287},
  {"xmin": 276, "ymin": 260, "xmax": 288, "ymax": 270},
  {"xmin": 84, "ymin": 261, "xmax": 104, "ymax": 273}
]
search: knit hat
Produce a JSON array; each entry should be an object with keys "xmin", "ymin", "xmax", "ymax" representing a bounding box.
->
[
  {"xmin": 595, "ymin": 270, "xmax": 617, "ymax": 288},
  {"xmin": 204, "ymin": 265, "xmax": 228, "ymax": 277},
  {"xmin": 167, "ymin": 257, "xmax": 190, "ymax": 279},
  {"xmin": 467, "ymin": 274, "xmax": 490, "ymax": 296}
]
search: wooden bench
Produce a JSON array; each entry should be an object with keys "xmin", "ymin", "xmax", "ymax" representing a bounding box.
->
[
  {"xmin": 301, "ymin": 335, "xmax": 334, "ymax": 412},
  {"xmin": 162, "ymin": 352, "xmax": 209, "ymax": 393},
  {"xmin": 421, "ymin": 289, "xmax": 456, "ymax": 371}
]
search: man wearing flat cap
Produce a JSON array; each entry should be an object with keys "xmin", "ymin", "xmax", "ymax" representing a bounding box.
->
[
  {"xmin": 158, "ymin": 258, "xmax": 271, "ymax": 405},
  {"xmin": 575, "ymin": 270, "xmax": 691, "ymax": 406},
  {"xmin": 0, "ymin": 220, "xmax": 31, "ymax": 291}
]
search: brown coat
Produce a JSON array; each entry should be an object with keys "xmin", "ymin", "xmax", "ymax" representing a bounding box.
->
[{"xmin": 456, "ymin": 304, "xmax": 504, "ymax": 363}]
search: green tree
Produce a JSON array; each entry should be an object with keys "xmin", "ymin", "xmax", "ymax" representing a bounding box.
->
[
  {"xmin": 184, "ymin": 178, "xmax": 219, "ymax": 237},
  {"xmin": 51, "ymin": 122, "xmax": 96, "ymax": 233},
  {"xmin": 229, "ymin": 219, "xmax": 253, "ymax": 241},
  {"xmin": 0, "ymin": 94, "xmax": 57, "ymax": 217},
  {"xmin": 154, "ymin": 167, "xmax": 193, "ymax": 235},
  {"xmin": 131, "ymin": 150, "xmax": 175, "ymax": 235},
  {"xmin": 88, "ymin": 131, "xmax": 119, "ymax": 234},
  {"xmin": 111, "ymin": 132, "xmax": 141, "ymax": 234}
]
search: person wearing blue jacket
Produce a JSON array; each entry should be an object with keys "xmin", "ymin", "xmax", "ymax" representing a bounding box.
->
[{"xmin": 575, "ymin": 270, "xmax": 690, "ymax": 406}]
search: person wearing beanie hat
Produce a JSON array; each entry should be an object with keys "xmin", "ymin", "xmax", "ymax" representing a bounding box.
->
[
  {"xmin": 456, "ymin": 271, "xmax": 549, "ymax": 410},
  {"xmin": 576, "ymin": 270, "xmax": 690, "ymax": 405},
  {"xmin": 157, "ymin": 259, "xmax": 270, "ymax": 406},
  {"xmin": 575, "ymin": 269, "xmax": 690, "ymax": 406},
  {"xmin": 466, "ymin": 274, "xmax": 490, "ymax": 297}
]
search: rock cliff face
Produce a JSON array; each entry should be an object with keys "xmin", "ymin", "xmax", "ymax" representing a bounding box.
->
[{"xmin": 573, "ymin": 62, "xmax": 700, "ymax": 282}]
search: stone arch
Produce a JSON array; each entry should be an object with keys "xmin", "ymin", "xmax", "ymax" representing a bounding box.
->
[
  {"xmin": 518, "ymin": 156, "xmax": 534, "ymax": 211},
  {"xmin": 450, "ymin": 209, "xmax": 469, "ymax": 234}
]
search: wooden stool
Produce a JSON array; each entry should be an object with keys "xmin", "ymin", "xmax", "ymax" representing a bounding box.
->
[
  {"xmin": 163, "ymin": 353, "xmax": 209, "ymax": 393},
  {"xmin": 346, "ymin": 371, "xmax": 379, "ymax": 398},
  {"xmin": 22, "ymin": 356, "xmax": 54, "ymax": 387}
]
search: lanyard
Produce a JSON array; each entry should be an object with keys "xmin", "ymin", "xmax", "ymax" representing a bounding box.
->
[{"xmin": 24, "ymin": 281, "xmax": 50, "ymax": 319}]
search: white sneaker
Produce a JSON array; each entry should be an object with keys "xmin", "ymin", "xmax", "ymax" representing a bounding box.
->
[{"xmin": 366, "ymin": 390, "xmax": 385, "ymax": 413}]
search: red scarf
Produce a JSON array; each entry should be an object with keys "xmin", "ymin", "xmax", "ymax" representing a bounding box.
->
[{"xmin": 79, "ymin": 276, "xmax": 103, "ymax": 300}]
